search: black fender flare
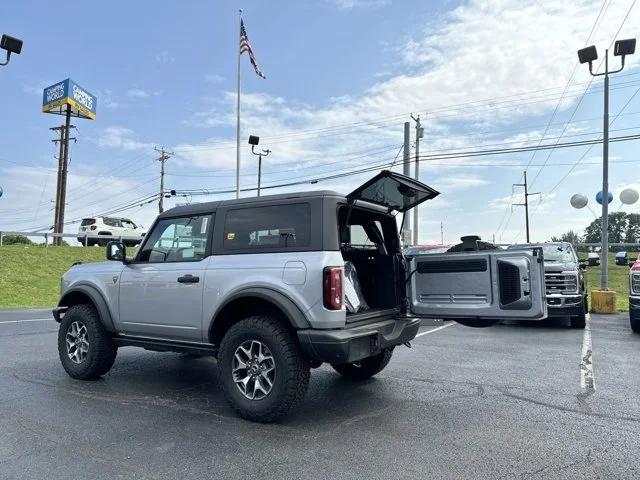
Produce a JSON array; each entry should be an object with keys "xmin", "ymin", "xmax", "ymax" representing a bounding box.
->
[
  {"xmin": 209, "ymin": 287, "xmax": 311, "ymax": 334},
  {"xmin": 58, "ymin": 284, "xmax": 116, "ymax": 332}
]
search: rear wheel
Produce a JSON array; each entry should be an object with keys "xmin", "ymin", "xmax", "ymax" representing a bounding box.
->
[
  {"xmin": 57, "ymin": 304, "xmax": 117, "ymax": 380},
  {"xmin": 331, "ymin": 348, "xmax": 393, "ymax": 380},
  {"xmin": 217, "ymin": 315, "xmax": 310, "ymax": 422},
  {"xmin": 630, "ymin": 308, "xmax": 640, "ymax": 334}
]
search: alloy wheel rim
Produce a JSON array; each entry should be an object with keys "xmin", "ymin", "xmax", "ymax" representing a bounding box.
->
[
  {"xmin": 232, "ymin": 339, "xmax": 275, "ymax": 400},
  {"xmin": 66, "ymin": 321, "xmax": 89, "ymax": 364}
]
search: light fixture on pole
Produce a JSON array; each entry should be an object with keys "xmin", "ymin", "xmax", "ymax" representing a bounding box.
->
[
  {"xmin": 0, "ymin": 34, "xmax": 22, "ymax": 66},
  {"xmin": 248, "ymin": 135, "xmax": 271, "ymax": 197},
  {"xmin": 577, "ymin": 37, "xmax": 635, "ymax": 291}
]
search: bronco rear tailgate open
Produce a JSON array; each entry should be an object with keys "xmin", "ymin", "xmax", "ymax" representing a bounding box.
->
[{"xmin": 347, "ymin": 170, "xmax": 439, "ymax": 213}]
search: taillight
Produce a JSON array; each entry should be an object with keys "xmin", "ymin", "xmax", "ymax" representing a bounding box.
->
[
  {"xmin": 90, "ymin": 225, "xmax": 97, "ymax": 231},
  {"xmin": 323, "ymin": 267, "xmax": 343, "ymax": 310}
]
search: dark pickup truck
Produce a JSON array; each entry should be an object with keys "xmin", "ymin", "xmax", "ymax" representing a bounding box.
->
[{"xmin": 508, "ymin": 242, "xmax": 587, "ymax": 329}]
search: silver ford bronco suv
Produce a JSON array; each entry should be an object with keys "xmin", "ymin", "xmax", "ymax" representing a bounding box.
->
[{"xmin": 53, "ymin": 170, "xmax": 547, "ymax": 422}]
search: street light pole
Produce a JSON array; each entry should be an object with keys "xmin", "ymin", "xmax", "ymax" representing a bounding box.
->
[
  {"xmin": 578, "ymin": 38, "xmax": 635, "ymax": 290},
  {"xmin": 601, "ymin": 50, "xmax": 610, "ymax": 291},
  {"xmin": 248, "ymin": 135, "xmax": 270, "ymax": 196}
]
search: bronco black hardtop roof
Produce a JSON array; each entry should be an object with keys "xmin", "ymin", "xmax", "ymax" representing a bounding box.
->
[{"xmin": 160, "ymin": 190, "xmax": 344, "ymax": 218}]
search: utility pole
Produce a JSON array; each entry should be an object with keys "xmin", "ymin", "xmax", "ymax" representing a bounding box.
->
[
  {"xmin": 155, "ymin": 147, "xmax": 173, "ymax": 214},
  {"xmin": 440, "ymin": 221, "xmax": 444, "ymax": 244},
  {"xmin": 50, "ymin": 119, "xmax": 76, "ymax": 246},
  {"xmin": 512, "ymin": 171, "xmax": 541, "ymax": 243},
  {"xmin": 411, "ymin": 114, "xmax": 424, "ymax": 245},
  {"xmin": 401, "ymin": 122, "xmax": 411, "ymax": 244}
]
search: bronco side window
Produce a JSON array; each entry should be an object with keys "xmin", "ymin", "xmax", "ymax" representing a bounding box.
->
[
  {"xmin": 223, "ymin": 203, "xmax": 310, "ymax": 251},
  {"xmin": 137, "ymin": 214, "xmax": 212, "ymax": 262}
]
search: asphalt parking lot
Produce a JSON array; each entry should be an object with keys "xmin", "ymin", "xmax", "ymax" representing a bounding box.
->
[{"xmin": 1, "ymin": 309, "xmax": 639, "ymax": 479}]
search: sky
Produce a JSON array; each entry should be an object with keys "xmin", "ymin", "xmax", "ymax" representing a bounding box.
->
[{"xmin": 1, "ymin": 0, "xmax": 640, "ymax": 245}]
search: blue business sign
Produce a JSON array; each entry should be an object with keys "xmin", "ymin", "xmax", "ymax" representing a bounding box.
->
[{"xmin": 42, "ymin": 79, "xmax": 97, "ymax": 120}]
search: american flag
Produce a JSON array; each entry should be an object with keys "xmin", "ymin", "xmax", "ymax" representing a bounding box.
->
[{"xmin": 240, "ymin": 19, "xmax": 266, "ymax": 79}]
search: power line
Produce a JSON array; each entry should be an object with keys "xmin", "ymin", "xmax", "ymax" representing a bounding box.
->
[
  {"xmin": 528, "ymin": 0, "xmax": 637, "ymax": 189},
  {"xmin": 524, "ymin": 0, "xmax": 609, "ymax": 181},
  {"xmin": 173, "ymin": 75, "xmax": 640, "ymax": 153},
  {"xmin": 170, "ymin": 133, "xmax": 640, "ymax": 198}
]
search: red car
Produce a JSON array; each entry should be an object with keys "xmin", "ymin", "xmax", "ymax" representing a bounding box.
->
[{"xmin": 630, "ymin": 256, "xmax": 640, "ymax": 333}]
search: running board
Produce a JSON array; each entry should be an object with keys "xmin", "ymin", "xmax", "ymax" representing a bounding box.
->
[{"xmin": 112, "ymin": 335, "xmax": 218, "ymax": 356}]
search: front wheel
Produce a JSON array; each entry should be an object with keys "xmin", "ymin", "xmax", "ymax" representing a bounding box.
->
[
  {"xmin": 331, "ymin": 348, "xmax": 394, "ymax": 381},
  {"xmin": 57, "ymin": 304, "xmax": 117, "ymax": 380},
  {"xmin": 570, "ymin": 314, "xmax": 586, "ymax": 329},
  {"xmin": 217, "ymin": 315, "xmax": 310, "ymax": 422},
  {"xmin": 630, "ymin": 308, "xmax": 640, "ymax": 334}
]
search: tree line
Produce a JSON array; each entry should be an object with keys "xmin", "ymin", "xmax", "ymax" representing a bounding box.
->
[{"xmin": 551, "ymin": 212, "xmax": 640, "ymax": 246}]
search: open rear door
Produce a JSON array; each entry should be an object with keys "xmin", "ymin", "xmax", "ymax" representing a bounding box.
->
[
  {"xmin": 407, "ymin": 249, "xmax": 547, "ymax": 323},
  {"xmin": 347, "ymin": 170, "xmax": 439, "ymax": 212}
]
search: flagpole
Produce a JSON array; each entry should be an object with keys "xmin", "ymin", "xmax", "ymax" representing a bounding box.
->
[{"xmin": 235, "ymin": 9, "xmax": 242, "ymax": 199}]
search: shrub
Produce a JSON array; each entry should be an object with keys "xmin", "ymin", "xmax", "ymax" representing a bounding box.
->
[{"xmin": 2, "ymin": 234, "xmax": 32, "ymax": 245}]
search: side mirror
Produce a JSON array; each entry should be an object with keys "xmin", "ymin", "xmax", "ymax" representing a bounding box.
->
[
  {"xmin": 630, "ymin": 261, "xmax": 636, "ymax": 269},
  {"xmin": 579, "ymin": 262, "xmax": 587, "ymax": 270},
  {"xmin": 106, "ymin": 241, "xmax": 127, "ymax": 262}
]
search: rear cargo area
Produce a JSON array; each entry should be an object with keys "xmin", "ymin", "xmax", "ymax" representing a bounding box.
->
[{"xmin": 337, "ymin": 205, "xmax": 401, "ymax": 320}]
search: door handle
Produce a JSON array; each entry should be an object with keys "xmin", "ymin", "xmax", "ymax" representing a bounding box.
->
[{"xmin": 177, "ymin": 274, "xmax": 200, "ymax": 284}]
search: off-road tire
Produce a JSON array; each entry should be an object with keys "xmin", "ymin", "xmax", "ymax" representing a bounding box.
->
[
  {"xmin": 570, "ymin": 298, "xmax": 588, "ymax": 329},
  {"xmin": 630, "ymin": 308, "xmax": 640, "ymax": 334},
  {"xmin": 57, "ymin": 304, "xmax": 117, "ymax": 380},
  {"xmin": 217, "ymin": 315, "xmax": 310, "ymax": 423},
  {"xmin": 331, "ymin": 348, "xmax": 394, "ymax": 380},
  {"xmin": 570, "ymin": 314, "xmax": 586, "ymax": 329}
]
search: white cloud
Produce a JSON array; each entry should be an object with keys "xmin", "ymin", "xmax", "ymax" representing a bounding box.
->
[
  {"xmin": 22, "ymin": 80, "xmax": 52, "ymax": 96},
  {"xmin": 183, "ymin": 0, "xmax": 640, "ymax": 175},
  {"xmin": 0, "ymin": 165, "xmax": 156, "ymax": 234},
  {"xmin": 432, "ymin": 174, "xmax": 490, "ymax": 191},
  {"xmin": 96, "ymin": 127, "xmax": 154, "ymax": 152},
  {"xmin": 126, "ymin": 88, "xmax": 150, "ymax": 98},
  {"xmin": 205, "ymin": 74, "xmax": 224, "ymax": 84},
  {"xmin": 327, "ymin": 0, "xmax": 390, "ymax": 10}
]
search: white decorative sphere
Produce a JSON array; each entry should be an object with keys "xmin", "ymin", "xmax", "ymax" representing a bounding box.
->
[
  {"xmin": 620, "ymin": 188, "xmax": 639, "ymax": 205},
  {"xmin": 570, "ymin": 193, "xmax": 588, "ymax": 209}
]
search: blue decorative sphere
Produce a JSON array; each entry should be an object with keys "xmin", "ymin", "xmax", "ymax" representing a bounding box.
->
[{"xmin": 596, "ymin": 191, "xmax": 613, "ymax": 205}]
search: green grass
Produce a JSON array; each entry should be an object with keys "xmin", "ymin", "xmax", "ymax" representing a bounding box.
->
[
  {"xmin": 583, "ymin": 252, "xmax": 636, "ymax": 312},
  {"xmin": 0, "ymin": 245, "xmax": 635, "ymax": 311},
  {"xmin": 0, "ymin": 245, "xmax": 105, "ymax": 308}
]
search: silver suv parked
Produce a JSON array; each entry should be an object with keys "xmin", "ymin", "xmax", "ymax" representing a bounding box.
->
[{"xmin": 53, "ymin": 171, "xmax": 547, "ymax": 422}]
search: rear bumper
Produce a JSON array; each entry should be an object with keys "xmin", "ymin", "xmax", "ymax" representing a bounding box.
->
[
  {"xmin": 546, "ymin": 294, "xmax": 585, "ymax": 317},
  {"xmin": 297, "ymin": 317, "xmax": 421, "ymax": 364}
]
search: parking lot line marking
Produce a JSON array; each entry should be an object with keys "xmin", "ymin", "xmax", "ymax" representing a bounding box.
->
[
  {"xmin": 580, "ymin": 314, "xmax": 595, "ymax": 391},
  {"xmin": 415, "ymin": 322, "xmax": 455, "ymax": 337},
  {"xmin": 0, "ymin": 318, "xmax": 52, "ymax": 325}
]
